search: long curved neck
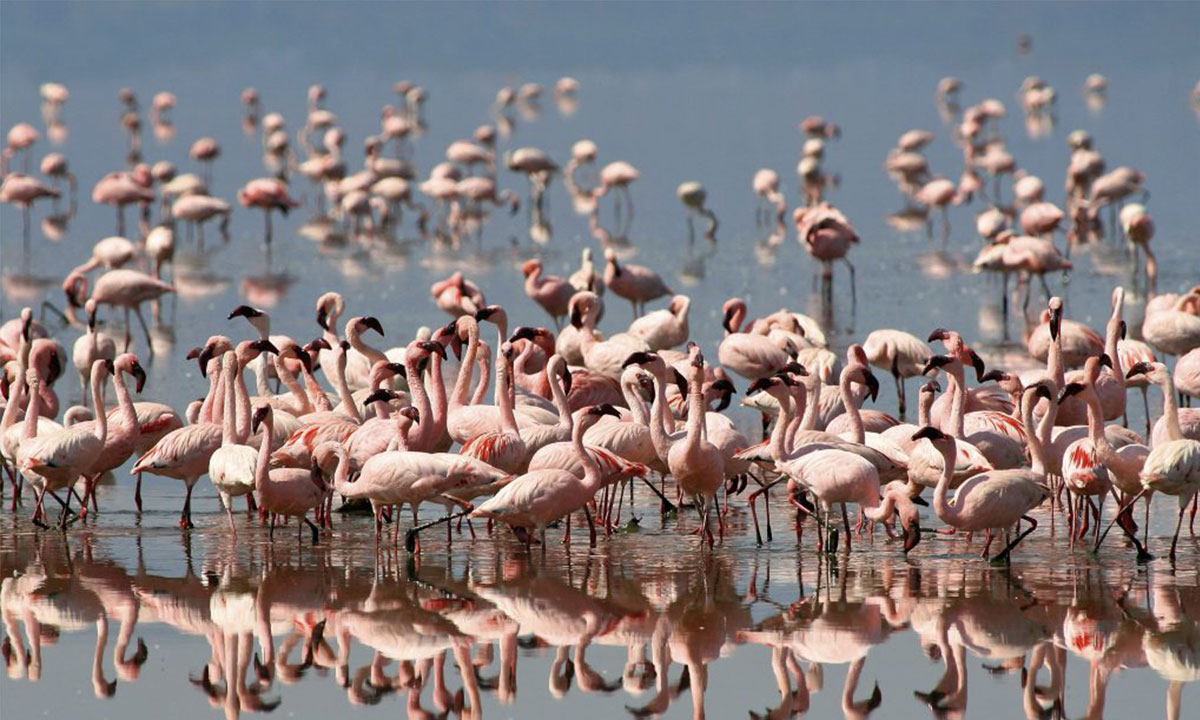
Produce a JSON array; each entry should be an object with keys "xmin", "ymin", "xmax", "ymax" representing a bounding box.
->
[
  {"xmin": 252, "ymin": 354, "xmax": 271, "ymax": 396},
  {"xmin": 405, "ymin": 355, "xmax": 431, "ymax": 443},
  {"xmin": 917, "ymin": 390, "xmax": 934, "ymax": 427},
  {"xmin": 1085, "ymin": 385, "xmax": 1140, "ymax": 478},
  {"xmin": 1158, "ymin": 372, "xmax": 1185, "ymax": 441},
  {"xmin": 946, "ymin": 361, "xmax": 967, "ymax": 438},
  {"xmin": 801, "ymin": 376, "xmax": 820, "ymax": 431},
  {"xmin": 1023, "ymin": 394, "xmax": 1048, "ymax": 477},
  {"xmin": 89, "ymin": 368, "xmax": 108, "ymax": 444},
  {"xmin": 728, "ymin": 304, "xmax": 746, "ymax": 335},
  {"xmin": 1048, "ymin": 324, "xmax": 1064, "ymax": 385},
  {"xmin": 112, "ymin": 368, "xmax": 136, "ymax": 431},
  {"xmin": 299, "ymin": 363, "xmax": 331, "ymax": 413},
  {"xmin": 275, "ymin": 355, "xmax": 311, "ymax": 414},
  {"xmin": 371, "ymin": 374, "xmax": 392, "ymax": 420},
  {"xmin": 1, "ymin": 371, "xmax": 25, "ymax": 432},
  {"xmin": 769, "ymin": 389, "xmax": 793, "ymax": 463},
  {"xmin": 684, "ymin": 364, "xmax": 706, "ymax": 450},
  {"xmin": 427, "ymin": 349, "xmax": 448, "ymax": 434},
  {"xmin": 254, "ymin": 416, "xmax": 273, "ymax": 492},
  {"xmin": 573, "ymin": 418, "xmax": 602, "ymax": 492},
  {"xmin": 471, "ymin": 344, "xmax": 492, "ymax": 406},
  {"xmin": 332, "ymin": 356, "xmax": 361, "ymax": 422},
  {"xmin": 546, "ymin": 363, "xmax": 571, "ymax": 429},
  {"xmin": 786, "ymin": 386, "xmax": 806, "ymax": 451},
  {"xmin": 333, "ymin": 450, "xmax": 351, "ymax": 494},
  {"xmin": 221, "ymin": 359, "xmax": 238, "ymax": 444},
  {"xmin": 1104, "ymin": 325, "xmax": 1125, "ymax": 394},
  {"xmin": 621, "ymin": 377, "xmax": 649, "ymax": 426},
  {"xmin": 496, "ymin": 355, "xmax": 518, "ymax": 435},
  {"xmin": 21, "ymin": 379, "xmax": 40, "ymax": 439},
  {"xmin": 234, "ymin": 360, "xmax": 252, "ymax": 442},
  {"xmin": 932, "ymin": 442, "xmax": 958, "ymax": 524},
  {"xmin": 451, "ymin": 324, "xmax": 479, "ymax": 409},
  {"xmin": 525, "ymin": 267, "xmax": 543, "ymax": 294},
  {"xmin": 648, "ymin": 370, "xmax": 673, "ymax": 461},
  {"xmin": 348, "ymin": 326, "xmax": 385, "ymax": 367},
  {"xmin": 838, "ymin": 369, "xmax": 865, "ymax": 443},
  {"xmin": 199, "ymin": 365, "xmax": 221, "ymax": 424}
]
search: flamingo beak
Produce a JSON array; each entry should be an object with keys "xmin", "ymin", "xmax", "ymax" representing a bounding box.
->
[
  {"xmin": 131, "ymin": 362, "xmax": 147, "ymax": 393},
  {"xmin": 863, "ymin": 369, "xmax": 880, "ymax": 402},
  {"xmin": 927, "ymin": 328, "xmax": 951, "ymax": 343},
  {"xmin": 560, "ymin": 365, "xmax": 572, "ymax": 395},
  {"xmin": 722, "ymin": 306, "xmax": 736, "ymax": 334},
  {"xmin": 1057, "ymin": 382, "xmax": 1085, "ymax": 402},
  {"xmin": 968, "ymin": 350, "xmax": 986, "ymax": 382},
  {"xmin": 316, "ymin": 306, "xmax": 329, "ymax": 331},
  {"xmin": 362, "ymin": 316, "xmax": 384, "ymax": 336},
  {"xmin": 401, "ymin": 406, "xmax": 420, "ymax": 423},
  {"xmin": 570, "ymin": 305, "xmax": 583, "ymax": 329},
  {"xmin": 904, "ymin": 519, "xmax": 922, "ymax": 552},
  {"xmin": 1049, "ymin": 305, "xmax": 1062, "ymax": 340},
  {"xmin": 364, "ymin": 389, "xmax": 396, "ymax": 406},
  {"xmin": 911, "ymin": 426, "xmax": 945, "ymax": 442},
  {"xmin": 1126, "ymin": 362, "xmax": 1151, "ymax": 379}
]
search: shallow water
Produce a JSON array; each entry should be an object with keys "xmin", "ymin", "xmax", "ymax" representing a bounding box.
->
[{"xmin": 2, "ymin": 3, "xmax": 1200, "ymax": 718}]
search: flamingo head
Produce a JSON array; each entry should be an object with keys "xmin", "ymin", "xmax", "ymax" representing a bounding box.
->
[
  {"xmin": 1048, "ymin": 297, "xmax": 1063, "ymax": 339},
  {"xmin": 1057, "ymin": 382, "xmax": 1085, "ymax": 403},
  {"xmin": 251, "ymin": 404, "xmax": 272, "ymax": 435},
  {"xmin": 921, "ymin": 354, "xmax": 953, "ymax": 377},
  {"xmin": 116, "ymin": 354, "xmax": 147, "ymax": 393},
  {"xmin": 920, "ymin": 379, "xmax": 942, "ymax": 395},
  {"xmin": 364, "ymin": 388, "xmax": 399, "ymax": 407}
]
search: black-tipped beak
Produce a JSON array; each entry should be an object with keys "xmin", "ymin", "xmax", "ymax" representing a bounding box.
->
[
  {"xmin": 622, "ymin": 351, "xmax": 654, "ymax": 368},
  {"xmin": 570, "ymin": 305, "xmax": 583, "ymax": 329},
  {"xmin": 671, "ymin": 368, "xmax": 689, "ymax": 396},
  {"xmin": 560, "ymin": 365, "xmax": 572, "ymax": 395},
  {"xmin": 102, "ymin": 358, "xmax": 115, "ymax": 375},
  {"xmin": 1118, "ymin": 320, "xmax": 1126, "ymax": 340},
  {"xmin": 316, "ymin": 306, "xmax": 329, "ymax": 331},
  {"xmin": 712, "ymin": 378, "xmax": 736, "ymax": 395},
  {"xmin": 969, "ymin": 350, "xmax": 986, "ymax": 382},
  {"xmin": 1049, "ymin": 305, "xmax": 1062, "ymax": 340},
  {"xmin": 927, "ymin": 328, "xmax": 951, "ymax": 343},
  {"xmin": 911, "ymin": 426, "xmax": 945, "ymax": 442},
  {"xmin": 362, "ymin": 316, "xmax": 384, "ymax": 336},
  {"xmin": 294, "ymin": 348, "xmax": 313, "ymax": 373},
  {"xmin": 364, "ymin": 388, "xmax": 397, "ymax": 406},
  {"xmin": 1034, "ymin": 383, "xmax": 1053, "ymax": 400},
  {"xmin": 308, "ymin": 337, "xmax": 331, "ymax": 352},
  {"xmin": 979, "ymin": 369, "xmax": 1005, "ymax": 383},
  {"xmin": 904, "ymin": 520, "xmax": 922, "ymax": 553},
  {"xmin": 131, "ymin": 363, "xmax": 147, "ymax": 393},
  {"xmin": 863, "ymin": 369, "xmax": 880, "ymax": 402},
  {"xmin": 922, "ymin": 355, "xmax": 951, "ymax": 376},
  {"xmin": 748, "ymin": 377, "xmax": 775, "ymax": 394},
  {"xmin": 714, "ymin": 391, "xmax": 732, "ymax": 412},
  {"xmin": 1057, "ymin": 383, "xmax": 1084, "ymax": 402},
  {"xmin": 1126, "ymin": 362, "xmax": 1151, "ymax": 379},
  {"xmin": 48, "ymin": 351, "xmax": 63, "ymax": 384},
  {"xmin": 252, "ymin": 339, "xmax": 279, "ymax": 355},
  {"xmin": 339, "ymin": 340, "xmax": 351, "ymax": 351},
  {"xmin": 252, "ymin": 405, "xmax": 270, "ymax": 434},
  {"xmin": 1098, "ymin": 353, "xmax": 1113, "ymax": 369},
  {"xmin": 474, "ymin": 306, "xmax": 497, "ymax": 322},
  {"xmin": 386, "ymin": 361, "xmax": 407, "ymax": 378},
  {"xmin": 401, "ymin": 406, "xmax": 420, "ymax": 423},
  {"xmin": 923, "ymin": 379, "xmax": 942, "ymax": 394},
  {"xmin": 509, "ymin": 326, "xmax": 539, "ymax": 343},
  {"xmin": 594, "ymin": 404, "xmax": 622, "ymax": 419},
  {"xmin": 228, "ymin": 304, "xmax": 261, "ymax": 320},
  {"xmin": 722, "ymin": 306, "xmax": 736, "ymax": 334},
  {"xmin": 785, "ymin": 361, "xmax": 809, "ymax": 376},
  {"xmin": 197, "ymin": 345, "xmax": 215, "ymax": 377},
  {"xmin": 911, "ymin": 494, "xmax": 929, "ymax": 507},
  {"xmin": 420, "ymin": 340, "xmax": 447, "ymax": 359}
]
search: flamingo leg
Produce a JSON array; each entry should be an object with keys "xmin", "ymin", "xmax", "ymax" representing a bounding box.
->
[{"xmin": 991, "ymin": 515, "xmax": 1037, "ymax": 563}]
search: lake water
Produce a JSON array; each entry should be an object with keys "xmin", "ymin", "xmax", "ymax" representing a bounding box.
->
[{"xmin": 2, "ymin": 3, "xmax": 1199, "ymax": 718}]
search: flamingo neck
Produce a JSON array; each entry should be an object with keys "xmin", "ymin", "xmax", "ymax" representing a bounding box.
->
[
  {"xmin": 300, "ymin": 362, "xmax": 331, "ymax": 413},
  {"xmin": 275, "ymin": 355, "xmax": 311, "ymax": 414},
  {"xmin": 572, "ymin": 417, "xmax": 602, "ymax": 492},
  {"xmin": 405, "ymin": 355, "xmax": 431, "ymax": 444},
  {"xmin": 1023, "ymin": 392, "xmax": 1049, "ymax": 477},
  {"xmin": 348, "ymin": 326, "xmax": 385, "ymax": 366},
  {"xmin": 801, "ymin": 375, "xmax": 820, "ymax": 431},
  {"xmin": 1158, "ymin": 372, "xmax": 1185, "ymax": 441},
  {"xmin": 450, "ymin": 323, "xmax": 479, "ymax": 409},
  {"xmin": 234, "ymin": 359, "xmax": 252, "ymax": 442},
  {"xmin": 332, "ymin": 356, "xmax": 361, "ymax": 422},
  {"xmin": 496, "ymin": 355, "xmax": 519, "ymax": 435},
  {"xmin": 769, "ymin": 389, "xmax": 793, "ymax": 464},
  {"xmin": 254, "ymin": 415, "xmax": 273, "ymax": 492},
  {"xmin": 470, "ymin": 343, "xmax": 492, "ymax": 406},
  {"xmin": 917, "ymin": 390, "xmax": 934, "ymax": 427},
  {"xmin": 21, "ymin": 378, "xmax": 40, "ymax": 440},
  {"xmin": 684, "ymin": 363, "xmax": 706, "ymax": 451},
  {"xmin": 621, "ymin": 377, "xmax": 649, "ymax": 427},
  {"xmin": 786, "ymin": 386, "xmax": 806, "ymax": 451},
  {"xmin": 371, "ymin": 374, "xmax": 392, "ymax": 421},
  {"xmin": 932, "ymin": 441, "xmax": 957, "ymax": 524},
  {"xmin": 252, "ymin": 354, "xmax": 271, "ymax": 397},
  {"xmin": 221, "ymin": 357, "xmax": 238, "ymax": 444},
  {"xmin": 199, "ymin": 364, "xmax": 221, "ymax": 424},
  {"xmin": 1048, "ymin": 323, "xmax": 1064, "ymax": 385},
  {"xmin": 946, "ymin": 361, "xmax": 967, "ymax": 438},
  {"xmin": 838, "ymin": 367, "xmax": 866, "ymax": 443},
  {"xmin": 89, "ymin": 365, "xmax": 108, "ymax": 444},
  {"xmin": 546, "ymin": 362, "xmax": 571, "ymax": 430},
  {"xmin": 648, "ymin": 370, "xmax": 673, "ymax": 462},
  {"xmin": 392, "ymin": 419, "xmax": 413, "ymax": 452},
  {"xmin": 333, "ymin": 450, "xmax": 351, "ymax": 494},
  {"xmin": 112, "ymin": 367, "xmax": 136, "ymax": 433},
  {"xmin": 728, "ymin": 304, "xmax": 746, "ymax": 336},
  {"xmin": 1, "ymin": 370, "xmax": 24, "ymax": 432},
  {"xmin": 428, "ymin": 348, "xmax": 447, "ymax": 437}
]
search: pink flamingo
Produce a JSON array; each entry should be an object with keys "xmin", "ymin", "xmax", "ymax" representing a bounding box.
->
[
  {"xmin": 628, "ymin": 295, "xmax": 690, "ymax": 352},
  {"xmin": 237, "ymin": 178, "xmax": 299, "ymax": 241},
  {"xmin": 1, "ymin": 173, "xmax": 60, "ymax": 239},
  {"xmin": 74, "ymin": 353, "xmax": 147, "ymax": 515},
  {"xmin": 1174, "ymin": 347, "xmax": 1200, "ymax": 408},
  {"xmin": 717, "ymin": 298, "xmax": 795, "ymax": 381},
  {"xmin": 603, "ymin": 248, "xmax": 672, "ymax": 318},
  {"xmin": 19, "ymin": 359, "xmax": 111, "ymax": 527},
  {"xmin": 571, "ymin": 291, "xmax": 651, "ymax": 380},
  {"xmin": 250, "ymin": 405, "xmax": 326, "ymax": 544},
  {"xmin": 1142, "ymin": 289, "xmax": 1200, "ymax": 360},
  {"xmin": 206, "ymin": 352, "xmax": 260, "ymax": 535},
  {"xmin": 472, "ymin": 404, "xmax": 621, "ymax": 548},
  {"xmin": 593, "ymin": 160, "xmax": 639, "ymax": 226},
  {"xmin": 910, "ymin": 384, "xmax": 1053, "ymax": 562},
  {"xmin": 65, "ymin": 268, "xmax": 174, "ymax": 355},
  {"xmin": 862, "ymin": 329, "xmax": 931, "ymax": 418},
  {"xmin": 521, "ymin": 259, "xmax": 575, "ymax": 328},
  {"xmin": 1128, "ymin": 362, "xmax": 1200, "ymax": 447},
  {"xmin": 460, "ymin": 342, "xmax": 527, "ymax": 474},
  {"xmin": 92, "ymin": 169, "xmax": 154, "ymax": 236},
  {"xmin": 793, "ymin": 202, "xmax": 858, "ymax": 301},
  {"xmin": 668, "ymin": 346, "xmax": 726, "ymax": 548},
  {"xmin": 172, "ymin": 194, "xmax": 230, "ymax": 243},
  {"xmin": 430, "ymin": 272, "xmax": 486, "ymax": 318}
]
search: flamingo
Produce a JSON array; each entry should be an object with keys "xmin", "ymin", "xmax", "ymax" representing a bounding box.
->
[
  {"xmin": 794, "ymin": 202, "xmax": 858, "ymax": 301},
  {"xmin": 71, "ymin": 299, "xmax": 117, "ymax": 408},
  {"xmin": 250, "ymin": 406, "xmax": 326, "ymax": 544},
  {"xmin": 667, "ymin": 346, "xmax": 726, "ymax": 548},
  {"xmin": 73, "ymin": 353, "xmax": 147, "ymax": 515},
  {"xmin": 862, "ymin": 329, "xmax": 931, "ymax": 418},
  {"xmin": 459, "ymin": 342, "xmax": 528, "ymax": 474},
  {"xmin": 19, "ymin": 359, "xmax": 111, "ymax": 528},
  {"xmin": 521, "ymin": 259, "xmax": 575, "ymax": 328},
  {"xmin": 64, "ymin": 269, "xmax": 174, "ymax": 355},
  {"xmin": 237, "ymin": 178, "xmax": 299, "ymax": 241},
  {"xmin": 627, "ymin": 295, "xmax": 690, "ymax": 352},
  {"xmin": 717, "ymin": 298, "xmax": 796, "ymax": 381},
  {"xmin": 472, "ymin": 404, "xmax": 621, "ymax": 548},
  {"xmin": 571, "ymin": 291, "xmax": 650, "ymax": 380},
  {"xmin": 0, "ymin": 173, "xmax": 60, "ymax": 239},
  {"xmin": 910, "ymin": 384, "xmax": 1053, "ymax": 562},
  {"xmin": 430, "ymin": 272, "xmax": 486, "ymax": 318},
  {"xmin": 603, "ymin": 248, "xmax": 672, "ymax": 318},
  {"xmin": 206, "ymin": 352, "xmax": 259, "ymax": 535}
]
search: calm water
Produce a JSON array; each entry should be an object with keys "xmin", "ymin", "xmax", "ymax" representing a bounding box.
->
[{"xmin": 2, "ymin": 3, "xmax": 1200, "ymax": 718}]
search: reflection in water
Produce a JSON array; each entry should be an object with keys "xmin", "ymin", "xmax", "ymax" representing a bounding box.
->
[{"xmin": 2, "ymin": 528, "xmax": 1195, "ymax": 719}]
